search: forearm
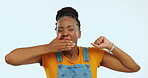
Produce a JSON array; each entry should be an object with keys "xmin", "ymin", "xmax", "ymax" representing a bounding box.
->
[
  {"xmin": 5, "ymin": 44, "xmax": 50, "ymax": 65},
  {"xmin": 110, "ymin": 44, "xmax": 140, "ymax": 71},
  {"xmin": 6, "ymin": 36, "xmax": 75, "ymax": 66}
]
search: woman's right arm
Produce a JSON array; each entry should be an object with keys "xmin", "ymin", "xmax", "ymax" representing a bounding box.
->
[
  {"xmin": 5, "ymin": 34, "xmax": 75, "ymax": 66},
  {"xmin": 5, "ymin": 44, "xmax": 50, "ymax": 66}
]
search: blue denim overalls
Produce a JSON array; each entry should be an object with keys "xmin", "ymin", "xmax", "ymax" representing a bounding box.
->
[{"xmin": 56, "ymin": 47, "xmax": 92, "ymax": 78}]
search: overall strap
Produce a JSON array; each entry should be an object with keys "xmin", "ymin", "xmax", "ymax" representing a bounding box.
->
[
  {"xmin": 82, "ymin": 47, "xmax": 89, "ymax": 62},
  {"xmin": 56, "ymin": 52, "xmax": 62, "ymax": 62}
]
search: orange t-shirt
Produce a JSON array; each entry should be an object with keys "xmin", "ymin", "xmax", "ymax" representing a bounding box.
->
[{"xmin": 41, "ymin": 47, "xmax": 105, "ymax": 78}]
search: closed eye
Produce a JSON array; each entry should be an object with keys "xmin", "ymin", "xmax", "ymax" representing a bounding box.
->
[
  {"xmin": 58, "ymin": 29, "xmax": 63, "ymax": 32},
  {"xmin": 68, "ymin": 29, "xmax": 74, "ymax": 31}
]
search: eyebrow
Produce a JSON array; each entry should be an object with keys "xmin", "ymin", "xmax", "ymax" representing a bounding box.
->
[{"xmin": 58, "ymin": 25, "xmax": 75, "ymax": 29}]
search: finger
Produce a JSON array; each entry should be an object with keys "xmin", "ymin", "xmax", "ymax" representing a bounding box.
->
[
  {"xmin": 91, "ymin": 43, "xmax": 102, "ymax": 48},
  {"xmin": 94, "ymin": 39, "xmax": 98, "ymax": 44},
  {"xmin": 59, "ymin": 40, "xmax": 72, "ymax": 43},
  {"xmin": 94, "ymin": 39, "xmax": 101, "ymax": 45},
  {"xmin": 60, "ymin": 45, "xmax": 73, "ymax": 51},
  {"xmin": 64, "ymin": 45, "xmax": 74, "ymax": 49},
  {"xmin": 100, "ymin": 36, "xmax": 104, "ymax": 40},
  {"xmin": 94, "ymin": 37, "xmax": 104, "ymax": 44},
  {"xmin": 98, "ymin": 38, "xmax": 103, "ymax": 44},
  {"xmin": 61, "ymin": 42, "xmax": 75, "ymax": 47},
  {"xmin": 57, "ymin": 33, "xmax": 62, "ymax": 39},
  {"xmin": 59, "ymin": 41, "xmax": 75, "ymax": 48}
]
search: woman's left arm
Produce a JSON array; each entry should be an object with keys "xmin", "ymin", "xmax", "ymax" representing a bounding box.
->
[{"xmin": 91, "ymin": 36, "xmax": 140, "ymax": 72}]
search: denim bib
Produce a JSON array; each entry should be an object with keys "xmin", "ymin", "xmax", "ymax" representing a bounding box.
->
[{"xmin": 56, "ymin": 47, "xmax": 92, "ymax": 78}]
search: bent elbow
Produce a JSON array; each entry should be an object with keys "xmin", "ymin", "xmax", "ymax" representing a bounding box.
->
[
  {"xmin": 130, "ymin": 65, "xmax": 141, "ymax": 72},
  {"xmin": 5, "ymin": 54, "xmax": 20, "ymax": 66},
  {"xmin": 133, "ymin": 65, "xmax": 141, "ymax": 72}
]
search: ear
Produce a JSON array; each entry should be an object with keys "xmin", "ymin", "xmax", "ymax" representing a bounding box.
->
[{"xmin": 78, "ymin": 31, "xmax": 81, "ymax": 38}]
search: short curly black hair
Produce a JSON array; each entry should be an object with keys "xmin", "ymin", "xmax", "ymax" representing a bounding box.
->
[{"xmin": 55, "ymin": 7, "xmax": 81, "ymax": 31}]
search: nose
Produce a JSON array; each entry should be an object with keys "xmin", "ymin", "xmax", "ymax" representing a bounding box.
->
[{"xmin": 62, "ymin": 30, "xmax": 68, "ymax": 37}]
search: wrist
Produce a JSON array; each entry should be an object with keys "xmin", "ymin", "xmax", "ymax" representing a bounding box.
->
[
  {"xmin": 109, "ymin": 43, "xmax": 115, "ymax": 52},
  {"xmin": 43, "ymin": 44, "xmax": 53, "ymax": 53},
  {"xmin": 107, "ymin": 43, "xmax": 114, "ymax": 51}
]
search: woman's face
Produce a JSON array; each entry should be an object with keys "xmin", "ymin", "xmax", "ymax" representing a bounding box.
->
[{"xmin": 56, "ymin": 16, "xmax": 81, "ymax": 45}]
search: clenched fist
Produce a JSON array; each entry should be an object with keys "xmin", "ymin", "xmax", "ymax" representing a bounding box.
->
[{"xmin": 91, "ymin": 36, "xmax": 113, "ymax": 50}]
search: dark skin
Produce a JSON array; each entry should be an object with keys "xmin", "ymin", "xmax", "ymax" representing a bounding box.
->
[{"xmin": 5, "ymin": 16, "xmax": 140, "ymax": 73}]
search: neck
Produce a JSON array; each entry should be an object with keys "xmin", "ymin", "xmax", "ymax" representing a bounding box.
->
[{"xmin": 63, "ymin": 46, "xmax": 79, "ymax": 61}]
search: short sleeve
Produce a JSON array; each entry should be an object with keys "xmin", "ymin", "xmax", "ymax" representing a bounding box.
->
[
  {"xmin": 40, "ymin": 53, "xmax": 51, "ymax": 66},
  {"xmin": 88, "ymin": 47, "xmax": 105, "ymax": 67}
]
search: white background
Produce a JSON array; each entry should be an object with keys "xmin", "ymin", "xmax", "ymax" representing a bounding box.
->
[{"xmin": 0, "ymin": 0, "xmax": 147, "ymax": 78}]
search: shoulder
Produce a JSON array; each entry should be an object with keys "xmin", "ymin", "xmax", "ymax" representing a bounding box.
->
[
  {"xmin": 87, "ymin": 47, "xmax": 105, "ymax": 62},
  {"xmin": 88, "ymin": 47, "xmax": 105, "ymax": 54},
  {"xmin": 41, "ymin": 52, "xmax": 57, "ymax": 66},
  {"xmin": 88, "ymin": 47, "xmax": 104, "ymax": 51},
  {"xmin": 80, "ymin": 46, "xmax": 105, "ymax": 54},
  {"xmin": 42, "ymin": 52, "xmax": 56, "ymax": 58}
]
